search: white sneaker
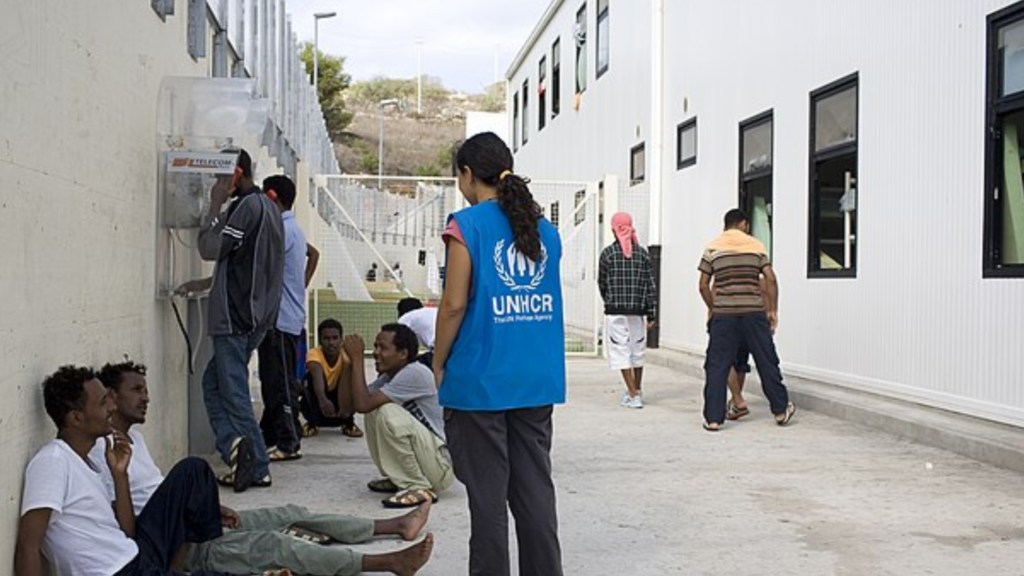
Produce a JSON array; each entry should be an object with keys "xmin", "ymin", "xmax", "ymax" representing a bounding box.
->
[
  {"xmin": 627, "ymin": 395, "xmax": 644, "ymax": 409},
  {"xmin": 620, "ymin": 392, "xmax": 632, "ymax": 407}
]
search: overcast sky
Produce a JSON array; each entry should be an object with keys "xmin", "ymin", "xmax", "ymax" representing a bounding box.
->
[{"xmin": 284, "ymin": 0, "xmax": 551, "ymax": 94}]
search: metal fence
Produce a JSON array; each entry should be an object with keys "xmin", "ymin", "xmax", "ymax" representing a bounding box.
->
[{"xmin": 307, "ymin": 175, "xmax": 601, "ymax": 355}]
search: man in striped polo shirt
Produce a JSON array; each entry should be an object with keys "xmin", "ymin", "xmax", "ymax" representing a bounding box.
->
[{"xmin": 698, "ymin": 209, "xmax": 795, "ymax": 431}]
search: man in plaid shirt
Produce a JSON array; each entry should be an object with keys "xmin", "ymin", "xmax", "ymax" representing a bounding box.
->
[{"xmin": 598, "ymin": 212, "xmax": 657, "ymax": 409}]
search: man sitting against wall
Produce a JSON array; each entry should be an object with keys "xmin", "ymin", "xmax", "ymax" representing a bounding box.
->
[
  {"xmin": 339, "ymin": 324, "xmax": 453, "ymax": 508},
  {"xmin": 14, "ymin": 365, "xmax": 248, "ymax": 576},
  {"xmin": 89, "ymin": 359, "xmax": 436, "ymax": 576}
]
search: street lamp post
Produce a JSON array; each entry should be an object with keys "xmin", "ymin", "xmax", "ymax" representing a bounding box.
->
[
  {"xmin": 312, "ymin": 12, "xmax": 337, "ymax": 93},
  {"xmin": 310, "ymin": 11, "xmax": 334, "ymax": 346},
  {"xmin": 376, "ymin": 98, "xmax": 400, "ymax": 241},
  {"xmin": 377, "ymin": 98, "xmax": 400, "ymax": 190},
  {"xmin": 415, "ymin": 40, "xmax": 424, "ymax": 115}
]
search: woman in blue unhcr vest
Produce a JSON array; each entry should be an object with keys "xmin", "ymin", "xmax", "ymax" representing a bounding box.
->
[{"xmin": 432, "ymin": 131, "xmax": 566, "ymax": 576}]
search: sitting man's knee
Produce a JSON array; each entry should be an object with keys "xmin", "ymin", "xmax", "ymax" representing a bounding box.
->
[{"xmin": 168, "ymin": 456, "xmax": 214, "ymax": 479}]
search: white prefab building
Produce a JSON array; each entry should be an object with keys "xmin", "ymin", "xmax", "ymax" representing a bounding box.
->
[{"xmin": 508, "ymin": 0, "xmax": 1024, "ymax": 428}]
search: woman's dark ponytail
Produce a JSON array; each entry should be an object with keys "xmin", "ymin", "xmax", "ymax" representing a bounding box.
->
[
  {"xmin": 454, "ymin": 132, "xmax": 544, "ymax": 262},
  {"xmin": 496, "ymin": 174, "xmax": 543, "ymax": 262}
]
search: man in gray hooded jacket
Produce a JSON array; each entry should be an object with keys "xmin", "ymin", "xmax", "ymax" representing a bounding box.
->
[{"xmin": 196, "ymin": 149, "xmax": 284, "ymax": 492}]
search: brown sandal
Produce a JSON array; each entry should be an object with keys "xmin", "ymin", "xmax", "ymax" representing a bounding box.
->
[
  {"xmin": 280, "ymin": 525, "xmax": 331, "ymax": 544},
  {"xmin": 367, "ymin": 477, "xmax": 399, "ymax": 493},
  {"xmin": 775, "ymin": 402, "xmax": 796, "ymax": 426},
  {"xmin": 382, "ymin": 488, "xmax": 438, "ymax": 509},
  {"xmin": 726, "ymin": 402, "xmax": 750, "ymax": 421}
]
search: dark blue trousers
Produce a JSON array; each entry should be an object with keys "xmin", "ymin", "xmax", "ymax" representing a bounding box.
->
[
  {"xmin": 704, "ymin": 313, "xmax": 789, "ymax": 424},
  {"xmin": 114, "ymin": 458, "xmax": 243, "ymax": 576}
]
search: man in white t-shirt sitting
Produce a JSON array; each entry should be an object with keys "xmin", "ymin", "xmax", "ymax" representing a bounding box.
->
[
  {"xmin": 14, "ymin": 365, "xmax": 245, "ymax": 576},
  {"xmin": 89, "ymin": 360, "xmax": 435, "ymax": 576},
  {"xmin": 340, "ymin": 324, "xmax": 452, "ymax": 509},
  {"xmin": 396, "ymin": 298, "xmax": 438, "ymax": 368}
]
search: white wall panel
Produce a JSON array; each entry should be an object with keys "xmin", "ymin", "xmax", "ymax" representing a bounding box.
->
[
  {"xmin": 660, "ymin": 0, "xmax": 1024, "ymax": 426},
  {"xmin": 510, "ymin": 0, "xmax": 653, "ymax": 188},
  {"xmin": 513, "ymin": 0, "xmax": 1024, "ymax": 427}
]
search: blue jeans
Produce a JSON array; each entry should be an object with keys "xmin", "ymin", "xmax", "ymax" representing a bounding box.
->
[{"xmin": 202, "ymin": 331, "xmax": 270, "ymax": 479}]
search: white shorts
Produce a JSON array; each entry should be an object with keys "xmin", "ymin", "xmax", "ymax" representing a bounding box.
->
[{"xmin": 606, "ymin": 315, "xmax": 647, "ymax": 370}]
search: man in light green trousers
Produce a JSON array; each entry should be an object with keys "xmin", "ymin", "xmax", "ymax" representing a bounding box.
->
[
  {"xmin": 92, "ymin": 360, "xmax": 435, "ymax": 576},
  {"xmin": 339, "ymin": 326, "xmax": 454, "ymax": 509}
]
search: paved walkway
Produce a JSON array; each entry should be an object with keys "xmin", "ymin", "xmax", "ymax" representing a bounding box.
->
[{"xmin": 223, "ymin": 358, "xmax": 1024, "ymax": 576}]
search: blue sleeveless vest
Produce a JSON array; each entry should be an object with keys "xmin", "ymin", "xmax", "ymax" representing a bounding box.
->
[{"xmin": 439, "ymin": 201, "xmax": 567, "ymax": 411}]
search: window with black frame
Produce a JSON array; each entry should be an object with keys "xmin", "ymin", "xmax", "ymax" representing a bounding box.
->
[
  {"xmin": 739, "ymin": 111, "xmax": 774, "ymax": 257},
  {"xmin": 630, "ymin": 143, "xmax": 645, "ymax": 186},
  {"xmin": 513, "ymin": 91, "xmax": 520, "ymax": 152},
  {"xmin": 539, "ymin": 57, "xmax": 547, "ymax": 131},
  {"xmin": 596, "ymin": 0, "xmax": 609, "ymax": 78},
  {"xmin": 677, "ymin": 118, "xmax": 697, "ymax": 169},
  {"xmin": 550, "ymin": 201, "xmax": 560, "ymax": 227},
  {"xmin": 575, "ymin": 3, "xmax": 587, "ymax": 96},
  {"xmin": 809, "ymin": 74, "xmax": 858, "ymax": 276},
  {"xmin": 522, "ymin": 78, "xmax": 529, "ymax": 145},
  {"xmin": 986, "ymin": 3, "xmax": 1024, "ymax": 276},
  {"xmin": 552, "ymin": 38, "xmax": 561, "ymax": 118}
]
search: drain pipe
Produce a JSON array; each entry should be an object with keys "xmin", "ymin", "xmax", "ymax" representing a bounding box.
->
[{"xmin": 647, "ymin": 0, "xmax": 665, "ymax": 348}]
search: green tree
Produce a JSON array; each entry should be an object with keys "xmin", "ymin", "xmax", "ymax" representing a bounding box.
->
[
  {"xmin": 360, "ymin": 151, "xmax": 379, "ymax": 174},
  {"xmin": 414, "ymin": 164, "xmax": 442, "ymax": 177},
  {"xmin": 300, "ymin": 43, "xmax": 353, "ymax": 137},
  {"xmin": 348, "ymin": 75, "xmax": 451, "ymax": 112},
  {"xmin": 475, "ymin": 81, "xmax": 507, "ymax": 112}
]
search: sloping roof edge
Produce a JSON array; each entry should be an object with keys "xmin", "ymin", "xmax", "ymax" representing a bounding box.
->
[{"xmin": 506, "ymin": 0, "xmax": 565, "ymax": 79}]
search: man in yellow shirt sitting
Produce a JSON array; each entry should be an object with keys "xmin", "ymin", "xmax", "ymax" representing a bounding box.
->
[{"xmin": 301, "ymin": 319, "xmax": 363, "ymax": 438}]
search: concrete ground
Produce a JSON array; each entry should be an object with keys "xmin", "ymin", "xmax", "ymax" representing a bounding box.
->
[{"xmin": 223, "ymin": 358, "xmax": 1024, "ymax": 576}]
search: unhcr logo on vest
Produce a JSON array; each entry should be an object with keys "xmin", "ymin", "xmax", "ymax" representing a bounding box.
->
[{"xmin": 492, "ymin": 239, "xmax": 554, "ymax": 321}]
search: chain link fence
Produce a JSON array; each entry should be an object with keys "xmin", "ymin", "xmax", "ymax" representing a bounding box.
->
[{"xmin": 307, "ymin": 175, "xmax": 601, "ymax": 355}]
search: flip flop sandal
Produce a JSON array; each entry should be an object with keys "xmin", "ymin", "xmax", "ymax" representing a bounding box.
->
[
  {"xmin": 367, "ymin": 477, "xmax": 400, "ymax": 493},
  {"xmin": 268, "ymin": 447, "xmax": 303, "ymax": 462},
  {"xmin": 341, "ymin": 423, "xmax": 364, "ymax": 438},
  {"xmin": 281, "ymin": 525, "xmax": 332, "ymax": 544},
  {"xmin": 775, "ymin": 402, "xmax": 796, "ymax": 426},
  {"xmin": 216, "ymin": 472, "xmax": 236, "ymax": 488},
  {"xmin": 221, "ymin": 436, "xmax": 255, "ymax": 492},
  {"xmin": 702, "ymin": 421, "xmax": 722, "ymax": 432},
  {"xmin": 726, "ymin": 402, "xmax": 750, "ymax": 421},
  {"xmin": 382, "ymin": 488, "xmax": 438, "ymax": 509}
]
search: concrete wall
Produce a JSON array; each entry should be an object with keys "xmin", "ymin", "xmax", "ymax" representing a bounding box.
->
[
  {"xmin": 0, "ymin": 0, "xmax": 318, "ymax": 564},
  {"xmin": 510, "ymin": 0, "xmax": 1024, "ymax": 428}
]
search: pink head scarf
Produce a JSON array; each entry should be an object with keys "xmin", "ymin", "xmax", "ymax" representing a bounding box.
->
[{"xmin": 611, "ymin": 212, "xmax": 638, "ymax": 259}]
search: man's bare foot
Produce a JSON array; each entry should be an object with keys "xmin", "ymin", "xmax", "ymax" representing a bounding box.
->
[
  {"xmin": 374, "ymin": 500, "xmax": 431, "ymax": 540},
  {"xmin": 362, "ymin": 533, "xmax": 434, "ymax": 576},
  {"xmin": 397, "ymin": 501, "xmax": 431, "ymax": 541}
]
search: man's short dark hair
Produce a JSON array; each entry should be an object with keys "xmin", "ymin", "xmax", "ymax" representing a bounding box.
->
[
  {"xmin": 397, "ymin": 297, "xmax": 424, "ymax": 317},
  {"xmin": 318, "ymin": 318, "xmax": 343, "ymax": 338},
  {"xmin": 380, "ymin": 323, "xmax": 420, "ymax": 363},
  {"xmin": 97, "ymin": 360, "xmax": 147, "ymax": 392},
  {"xmin": 263, "ymin": 175, "xmax": 296, "ymax": 209},
  {"xmin": 236, "ymin": 149, "xmax": 253, "ymax": 178},
  {"xmin": 42, "ymin": 365, "xmax": 97, "ymax": 429},
  {"xmin": 724, "ymin": 208, "xmax": 748, "ymax": 229}
]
